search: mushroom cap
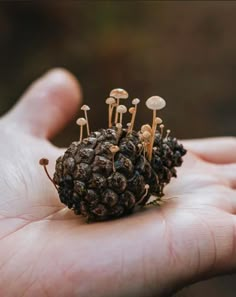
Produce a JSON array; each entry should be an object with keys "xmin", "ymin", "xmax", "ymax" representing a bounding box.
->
[
  {"xmin": 81, "ymin": 104, "xmax": 90, "ymax": 111},
  {"xmin": 39, "ymin": 158, "xmax": 49, "ymax": 166},
  {"xmin": 105, "ymin": 97, "xmax": 116, "ymax": 105},
  {"xmin": 109, "ymin": 145, "xmax": 120, "ymax": 153},
  {"xmin": 155, "ymin": 117, "xmax": 163, "ymax": 125},
  {"xmin": 132, "ymin": 98, "xmax": 140, "ymax": 105},
  {"xmin": 116, "ymin": 123, "xmax": 122, "ymax": 129},
  {"xmin": 142, "ymin": 131, "xmax": 151, "ymax": 140},
  {"xmin": 110, "ymin": 88, "xmax": 128, "ymax": 99},
  {"xmin": 129, "ymin": 107, "xmax": 135, "ymax": 114},
  {"xmin": 160, "ymin": 124, "xmax": 165, "ymax": 129},
  {"xmin": 117, "ymin": 105, "xmax": 127, "ymax": 114},
  {"xmin": 76, "ymin": 117, "xmax": 87, "ymax": 126},
  {"xmin": 141, "ymin": 124, "xmax": 152, "ymax": 133},
  {"xmin": 145, "ymin": 96, "xmax": 166, "ymax": 110}
]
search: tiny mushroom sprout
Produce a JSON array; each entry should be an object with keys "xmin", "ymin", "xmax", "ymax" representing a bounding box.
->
[
  {"xmin": 39, "ymin": 158, "xmax": 58, "ymax": 190},
  {"xmin": 115, "ymin": 122, "xmax": 123, "ymax": 135},
  {"xmin": 109, "ymin": 145, "xmax": 120, "ymax": 172},
  {"xmin": 159, "ymin": 124, "xmax": 165, "ymax": 138},
  {"xmin": 76, "ymin": 117, "xmax": 87, "ymax": 143},
  {"xmin": 116, "ymin": 105, "xmax": 127, "ymax": 126},
  {"xmin": 137, "ymin": 184, "xmax": 150, "ymax": 205},
  {"xmin": 81, "ymin": 105, "xmax": 90, "ymax": 136},
  {"xmin": 165, "ymin": 129, "xmax": 171, "ymax": 140},
  {"xmin": 105, "ymin": 97, "xmax": 116, "ymax": 128},
  {"xmin": 110, "ymin": 88, "xmax": 129, "ymax": 124},
  {"xmin": 129, "ymin": 98, "xmax": 140, "ymax": 133}
]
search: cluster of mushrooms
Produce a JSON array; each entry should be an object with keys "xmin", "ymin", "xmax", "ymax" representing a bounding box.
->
[{"xmin": 76, "ymin": 88, "xmax": 167, "ymax": 162}]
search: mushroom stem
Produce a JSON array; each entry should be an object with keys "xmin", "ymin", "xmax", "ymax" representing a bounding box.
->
[
  {"xmin": 110, "ymin": 104, "xmax": 116, "ymax": 127},
  {"xmin": 79, "ymin": 125, "xmax": 83, "ymax": 143},
  {"xmin": 148, "ymin": 110, "xmax": 157, "ymax": 161},
  {"xmin": 84, "ymin": 110, "xmax": 90, "ymax": 136},
  {"xmin": 129, "ymin": 105, "xmax": 137, "ymax": 133},
  {"xmin": 119, "ymin": 112, "xmax": 123, "ymax": 125},
  {"xmin": 114, "ymin": 98, "xmax": 120, "ymax": 124},
  {"xmin": 160, "ymin": 124, "xmax": 165, "ymax": 138},
  {"xmin": 39, "ymin": 159, "xmax": 58, "ymax": 190}
]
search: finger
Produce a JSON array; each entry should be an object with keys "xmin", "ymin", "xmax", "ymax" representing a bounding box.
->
[
  {"xmin": 183, "ymin": 137, "xmax": 236, "ymax": 164},
  {"xmin": 4, "ymin": 68, "xmax": 82, "ymax": 139}
]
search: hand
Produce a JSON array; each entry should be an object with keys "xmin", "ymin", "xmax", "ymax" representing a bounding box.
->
[{"xmin": 0, "ymin": 69, "xmax": 235, "ymax": 297}]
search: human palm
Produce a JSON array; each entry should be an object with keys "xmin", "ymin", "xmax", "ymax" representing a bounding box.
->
[{"xmin": 0, "ymin": 69, "xmax": 235, "ymax": 297}]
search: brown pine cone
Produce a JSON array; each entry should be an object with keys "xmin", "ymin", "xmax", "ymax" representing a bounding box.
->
[{"xmin": 53, "ymin": 127, "xmax": 186, "ymax": 221}]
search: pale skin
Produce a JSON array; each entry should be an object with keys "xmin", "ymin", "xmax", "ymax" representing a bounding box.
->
[{"xmin": 0, "ymin": 69, "xmax": 236, "ymax": 297}]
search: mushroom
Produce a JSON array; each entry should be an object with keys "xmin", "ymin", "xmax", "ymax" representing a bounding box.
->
[
  {"xmin": 109, "ymin": 145, "xmax": 120, "ymax": 172},
  {"xmin": 165, "ymin": 129, "xmax": 171, "ymax": 140},
  {"xmin": 146, "ymin": 96, "xmax": 166, "ymax": 161},
  {"xmin": 110, "ymin": 88, "xmax": 128, "ymax": 124},
  {"xmin": 39, "ymin": 158, "xmax": 58, "ymax": 190},
  {"xmin": 116, "ymin": 105, "xmax": 127, "ymax": 126},
  {"xmin": 105, "ymin": 97, "xmax": 116, "ymax": 128},
  {"xmin": 81, "ymin": 105, "xmax": 90, "ymax": 136},
  {"xmin": 137, "ymin": 184, "xmax": 150, "ymax": 205},
  {"xmin": 159, "ymin": 124, "xmax": 165, "ymax": 138},
  {"xmin": 76, "ymin": 117, "xmax": 87, "ymax": 143},
  {"xmin": 128, "ymin": 98, "xmax": 140, "ymax": 133}
]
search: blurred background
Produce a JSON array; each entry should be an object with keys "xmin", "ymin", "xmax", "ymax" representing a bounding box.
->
[{"xmin": 0, "ymin": 1, "xmax": 235, "ymax": 296}]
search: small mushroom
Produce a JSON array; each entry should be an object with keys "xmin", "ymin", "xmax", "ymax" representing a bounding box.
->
[
  {"xmin": 129, "ymin": 98, "xmax": 140, "ymax": 133},
  {"xmin": 105, "ymin": 97, "xmax": 116, "ymax": 128},
  {"xmin": 165, "ymin": 129, "xmax": 171, "ymax": 140},
  {"xmin": 110, "ymin": 88, "xmax": 128, "ymax": 124},
  {"xmin": 137, "ymin": 184, "xmax": 150, "ymax": 205},
  {"xmin": 159, "ymin": 124, "xmax": 165, "ymax": 138},
  {"xmin": 76, "ymin": 117, "xmax": 87, "ymax": 143},
  {"xmin": 81, "ymin": 105, "xmax": 91, "ymax": 136},
  {"xmin": 109, "ymin": 145, "xmax": 120, "ymax": 172},
  {"xmin": 39, "ymin": 158, "xmax": 58, "ymax": 190},
  {"xmin": 146, "ymin": 96, "xmax": 166, "ymax": 161},
  {"xmin": 116, "ymin": 105, "xmax": 127, "ymax": 126}
]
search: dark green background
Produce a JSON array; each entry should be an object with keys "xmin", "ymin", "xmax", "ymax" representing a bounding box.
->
[{"xmin": 0, "ymin": 1, "xmax": 235, "ymax": 296}]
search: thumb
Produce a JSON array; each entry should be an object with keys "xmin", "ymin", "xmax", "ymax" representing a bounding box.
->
[{"xmin": 4, "ymin": 68, "xmax": 82, "ymax": 139}]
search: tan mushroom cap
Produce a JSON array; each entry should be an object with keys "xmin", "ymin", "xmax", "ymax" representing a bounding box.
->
[
  {"xmin": 141, "ymin": 124, "xmax": 152, "ymax": 133},
  {"xmin": 105, "ymin": 97, "xmax": 116, "ymax": 105},
  {"xmin": 76, "ymin": 117, "xmax": 87, "ymax": 126},
  {"xmin": 110, "ymin": 88, "xmax": 128, "ymax": 99},
  {"xmin": 155, "ymin": 117, "xmax": 163, "ymax": 125},
  {"xmin": 109, "ymin": 145, "xmax": 120, "ymax": 153},
  {"xmin": 129, "ymin": 107, "xmax": 135, "ymax": 114},
  {"xmin": 142, "ymin": 131, "xmax": 151, "ymax": 139},
  {"xmin": 146, "ymin": 96, "xmax": 166, "ymax": 110},
  {"xmin": 117, "ymin": 105, "xmax": 127, "ymax": 114},
  {"xmin": 132, "ymin": 98, "xmax": 140, "ymax": 105},
  {"xmin": 116, "ymin": 123, "xmax": 122, "ymax": 129},
  {"xmin": 81, "ymin": 104, "xmax": 90, "ymax": 111}
]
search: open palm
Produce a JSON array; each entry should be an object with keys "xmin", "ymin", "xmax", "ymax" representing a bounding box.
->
[{"xmin": 0, "ymin": 69, "xmax": 236, "ymax": 297}]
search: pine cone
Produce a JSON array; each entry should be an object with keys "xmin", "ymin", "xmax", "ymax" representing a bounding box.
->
[
  {"xmin": 40, "ymin": 91, "xmax": 187, "ymax": 222},
  {"xmin": 53, "ymin": 127, "xmax": 186, "ymax": 221}
]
